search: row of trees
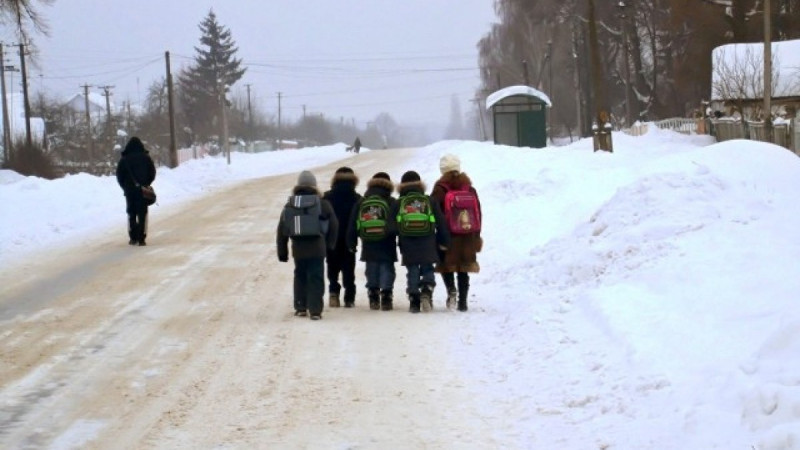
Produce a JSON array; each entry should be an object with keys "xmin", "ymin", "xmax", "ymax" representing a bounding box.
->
[{"xmin": 478, "ymin": 0, "xmax": 800, "ymax": 138}]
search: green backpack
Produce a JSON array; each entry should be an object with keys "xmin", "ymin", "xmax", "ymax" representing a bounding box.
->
[
  {"xmin": 356, "ymin": 195, "xmax": 390, "ymax": 241},
  {"xmin": 396, "ymin": 192, "xmax": 435, "ymax": 237}
]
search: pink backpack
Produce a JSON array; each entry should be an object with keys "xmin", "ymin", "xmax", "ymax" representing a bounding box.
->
[{"xmin": 443, "ymin": 185, "xmax": 481, "ymax": 235}]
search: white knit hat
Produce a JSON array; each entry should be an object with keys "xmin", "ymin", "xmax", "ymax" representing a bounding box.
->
[{"xmin": 439, "ymin": 153, "xmax": 461, "ymax": 174}]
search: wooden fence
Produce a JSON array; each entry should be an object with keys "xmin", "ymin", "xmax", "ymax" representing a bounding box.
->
[{"xmin": 624, "ymin": 117, "xmax": 799, "ymax": 155}]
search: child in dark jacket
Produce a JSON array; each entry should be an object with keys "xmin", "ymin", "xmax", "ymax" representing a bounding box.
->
[
  {"xmin": 394, "ymin": 171, "xmax": 450, "ymax": 313},
  {"xmin": 322, "ymin": 167, "xmax": 362, "ymax": 308},
  {"xmin": 277, "ymin": 170, "xmax": 339, "ymax": 320},
  {"xmin": 346, "ymin": 172, "xmax": 398, "ymax": 311}
]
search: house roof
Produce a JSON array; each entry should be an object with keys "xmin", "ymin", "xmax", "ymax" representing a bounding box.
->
[
  {"xmin": 711, "ymin": 39, "xmax": 800, "ymax": 100},
  {"xmin": 486, "ymin": 85, "xmax": 552, "ymax": 109}
]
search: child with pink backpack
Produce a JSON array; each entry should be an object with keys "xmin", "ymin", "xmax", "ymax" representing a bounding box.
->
[{"xmin": 430, "ymin": 154, "xmax": 483, "ymax": 311}]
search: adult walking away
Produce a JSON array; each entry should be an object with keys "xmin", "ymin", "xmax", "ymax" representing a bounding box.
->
[
  {"xmin": 347, "ymin": 172, "xmax": 398, "ymax": 311},
  {"xmin": 115, "ymin": 136, "xmax": 156, "ymax": 246},
  {"xmin": 431, "ymin": 154, "xmax": 483, "ymax": 311},
  {"xmin": 277, "ymin": 170, "xmax": 339, "ymax": 320},
  {"xmin": 322, "ymin": 167, "xmax": 362, "ymax": 308}
]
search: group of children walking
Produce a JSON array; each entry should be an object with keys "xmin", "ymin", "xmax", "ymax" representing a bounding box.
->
[{"xmin": 276, "ymin": 154, "xmax": 482, "ymax": 320}]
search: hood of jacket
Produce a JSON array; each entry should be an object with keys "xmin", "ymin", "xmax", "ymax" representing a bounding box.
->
[{"xmin": 397, "ymin": 180, "xmax": 426, "ymax": 196}]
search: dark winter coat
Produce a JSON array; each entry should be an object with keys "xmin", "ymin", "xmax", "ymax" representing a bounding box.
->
[
  {"xmin": 276, "ymin": 186, "xmax": 339, "ymax": 261},
  {"xmin": 346, "ymin": 177, "xmax": 398, "ymax": 262},
  {"xmin": 393, "ymin": 180, "xmax": 450, "ymax": 266},
  {"xmin": 322, "ymin": 171, "xmax": 361, "ymax": 254},
  {"xmin": 115, "ymin": 138, "xmax": 156, "ymax": 197},
  {"xmin": 431, "ymin": 172, "xmax": 482, "ymax": 273}
]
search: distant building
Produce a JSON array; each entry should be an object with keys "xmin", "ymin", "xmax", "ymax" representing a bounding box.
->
[
  {"xmin": 1, "ymin": 92, "xmax": 47, "ymax": 148},
  {"xmin": 711, "ymin": 39, "xmax": 800, "ymax": 119},
  {"xmin": 65, "ymin": 92, "xmax": 111, "ymax": 125}
]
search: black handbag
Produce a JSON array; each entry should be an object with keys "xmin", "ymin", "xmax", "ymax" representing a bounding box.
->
[
  {"xmin": 126, "ymin": 164, "xmax": 156, "ymax": 206},
  {"xmin": 141, "ymin": 185, "xmax": 157, "ymax": 205}
]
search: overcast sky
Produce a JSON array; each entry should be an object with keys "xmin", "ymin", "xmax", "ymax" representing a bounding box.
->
[{"xmin": 1, "ymin": 0, "xmax": 497, "ymax": 128}]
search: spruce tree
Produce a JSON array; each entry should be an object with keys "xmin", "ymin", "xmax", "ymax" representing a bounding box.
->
[{"xmin": 177, "ymin": 9, "xmax": 246, "ymax": 141}]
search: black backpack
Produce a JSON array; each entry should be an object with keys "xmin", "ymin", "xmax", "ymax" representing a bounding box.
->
[{"xmin": 281, "ymin": 194, "xmax": 327, "ymax": 238}]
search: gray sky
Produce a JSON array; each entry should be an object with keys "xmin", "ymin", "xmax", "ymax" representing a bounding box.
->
[{"xmin": 2, "ymin": 0, "xmax": 497, "ymax": 128}]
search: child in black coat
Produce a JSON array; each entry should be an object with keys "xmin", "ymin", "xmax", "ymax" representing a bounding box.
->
[
  {"xmin": 322, "ymin": 167, "xmax": 362, "ymax": 308},
  {"xmin": 394, "ymin": 171, "xmax": 450, "ymax": 313}
]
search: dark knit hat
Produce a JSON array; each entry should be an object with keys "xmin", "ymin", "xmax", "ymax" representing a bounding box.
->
[
  {"xmin": 297, "ymin": 170, "xmax": 317, "ymax": 187},
  {"xmin": 400, "ymin": 170, "xmax": 421, "ymax": 183},
  {"xmin": 372, "ymin": 172, "xmax": 391, "ymax": 181},
  {"xmin": 335, "ymin": 166, "xmax": 354, "ymax": 175}
]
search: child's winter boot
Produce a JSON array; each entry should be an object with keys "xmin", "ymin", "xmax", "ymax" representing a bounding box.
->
[
  {"xmin": 368, "ymin": 288, "xmax": 380, "ymax": 310},
  {"xmin": 420, "ymin": 285, "xmax": 434, "ymax": 312},
  {"xmin": 329, "ymin": 292, "xmax": 341, "ymax": 308},
  {"xmin": 343, "ymin": 288, "xmax": 356, "ymax": 308},
  {"xmin": 380, "ymin": 289, "xmax": 393, "ymax": 311},
  {"xmin": 408, "ymin": 293, "xmax": 421, "ymax": 313},
  {"xmin": 457, "ymin": 277, "xmax": 470, "ymax": 312}
]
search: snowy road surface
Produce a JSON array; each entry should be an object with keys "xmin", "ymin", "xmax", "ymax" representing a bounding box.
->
[{"xmin": 1, "ymin": 149, "xmax": 530, "ymax": 449}]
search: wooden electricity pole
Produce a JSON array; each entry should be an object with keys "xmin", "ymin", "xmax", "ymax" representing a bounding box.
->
[
  {"xmin": 165, "ymin": 51, "xmax": 178, "ymax": 168},
  {"xmin": 18, "ymin": 43, "xmax": 32, "ymax": 149},
  {"xmin": 1, "ymin": 44, "xmax": 12, "ymax": 162},
  {"xmin": 82, "ymin": 84, "xmax": 94, "ymax": 167},
  {"xmin": 763, "ymin": 0, "xmax": 773, "ymax": 143}
]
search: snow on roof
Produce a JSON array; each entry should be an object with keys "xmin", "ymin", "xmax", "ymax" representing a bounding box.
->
[
  {"xmin": 486, "ymin": 85, "xmax": 552, "ymax": 109},
  {"xmin": 711, "ymin": 39, "xmax": 800, "ymax": 100}
]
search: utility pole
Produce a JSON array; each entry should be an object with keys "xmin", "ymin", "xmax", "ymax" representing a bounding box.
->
[
  {"xmin": 547, "ymin": 40, "xmax": 554, "ymax": 143},
  {"xmin": 99, "ymin": 85, "xmax": 114, "ymax": 142},
  {"xmin": 165, "ymin": 51, "xmax": 177, "ymax": 168},
  {"xmin": 1, "ymin": 44, "xmax": 12, "ymax": 162},
  {"xmin": 81, "ymin": 84, "xmax": 94, "ymax": 168},
  {"xmin": 618, "ymin": 1, "xmax": 633, "ymax": 126},
  {"xmin": 471, "ymin": 96, "xmax": 487, "ymax": 141},
  {"xmin": 763, "ymin": 0, "xmax": 773, "ymax": 143},
  {"xmin": 245, "ymin": 83, "xmax": 252, "ymax": 144},
  {"xmin": 18, "ymin": 43, "xmax": 32, "ymax": 149},
  {"xmin": 277, "ymin": 91, "xmax": 282, "ymax": 150},
  {"xmin": 220, "ymin": 85, "xmax": 230, "ymax": 165},
  {"xmin": 588, "ymin": 0, "xmax": 613, "ymax": 152}
]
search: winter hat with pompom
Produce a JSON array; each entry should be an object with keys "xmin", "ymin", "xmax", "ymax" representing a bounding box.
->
[{"xmin": 439, "ymin": 154, "xmax": 461, "ymax": 174}]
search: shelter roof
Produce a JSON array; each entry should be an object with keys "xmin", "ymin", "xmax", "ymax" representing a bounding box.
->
[{"xmin": 486, "ymin": 85, "xmax": 552, "ymax": 109}]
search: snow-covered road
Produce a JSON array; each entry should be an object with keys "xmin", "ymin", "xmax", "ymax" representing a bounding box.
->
[{"xmin": 1, "ymin": 150, "xmax": 519, "ymax": 449}]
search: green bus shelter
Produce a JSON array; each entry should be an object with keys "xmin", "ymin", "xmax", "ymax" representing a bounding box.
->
[{"xmin": 486, "ymin": 85, "xmax": 552, "ymax": 148}]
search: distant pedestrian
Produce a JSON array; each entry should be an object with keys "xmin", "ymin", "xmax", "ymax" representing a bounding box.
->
[
  {"xmin": 322, "ymin": 167, "xmax": 362, "ymax": 308},
  {"xmin": 277, "ymin": 170, "xmax": 339, "ymax": 320},
  {"xmin": 352, "ymin": 137, "xmax": 362, "ymax": 154},
  {"xmin": 115, "ymin": 136, "xmax": 156, "ymax": 246},
  {"xmin": 431, "ymin": 154, "xmax": 483, "ymax": 311},
  {"xmin": 347, "ymin": 172, "xmax": 398, "ymax": 311},
  {"xmin": 394, "ymin": 170, "xmax": 450, "ymax": 313}
]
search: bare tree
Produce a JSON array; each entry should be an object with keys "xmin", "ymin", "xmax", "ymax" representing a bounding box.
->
[{"xmin": 0, "ymin": 0, "xmax": 52, "ymax": 43}]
